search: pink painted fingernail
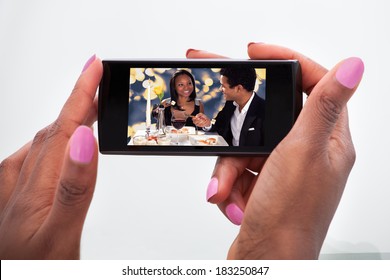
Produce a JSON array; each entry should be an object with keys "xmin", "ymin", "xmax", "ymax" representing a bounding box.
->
[
  {"xmin": 226, "ymin": 203, "xmax": 244, "ymax": 226},
  {"xmin": 70, "ymin": 126, "xmax": 95, "ymax": 164},
  {"xmin": 82, "ymin": 54, "xmax": 96, "ymax": 73},
  {"xmin": 335, "ymin": 57, "xmax": 364, "ymax": 89},
  {"xmin": 206, "ymin": 177, "xmax": 218, "ymax": 201},
  {"xmin": 186, "ymin": 48, "xmax": 198, "ymax": 57},
  {"xmin": 247, "ymin": 42, "xmax": 264, "ymax": 48}
]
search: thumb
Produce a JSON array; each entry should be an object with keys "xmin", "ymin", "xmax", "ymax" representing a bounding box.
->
[
  {"xmin": 296, "ymin": 57, "xmax": 364, "ymax": 140},
  {"xmin": 42, "ymin": 125, "xmax": 98, "ymax": 257}
]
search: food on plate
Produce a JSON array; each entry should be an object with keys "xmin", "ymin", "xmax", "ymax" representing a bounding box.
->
[
  {"xmin": 169, "ymin": 127, "xmax": 189, "ymax": 134},
  {"xmin": 146, "ymin": 139, "xmax": 157, "ymax": 145},
  {"xmin": 147, "ymin": 135, "xmax": 158, "ymax": 141},
  {"xmin": 197, "ymin": 137, "xmax": 217, "ymax": 145},
  {"xmin": 157, "ymin": 136, "xmax": 171, "ymax": 145},
  {"xmin": 133, "ymin": 135, "xmax": 147, "ymax": 145}
]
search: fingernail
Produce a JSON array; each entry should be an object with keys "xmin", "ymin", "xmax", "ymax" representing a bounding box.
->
[
  {"xmin": 248, "ymin": 42, "xmax": 264, "ymax": 48},
  {"xmin": 82, "ymin": 54, "xmax": 96, "ymax": 73},
  {"xmin": 70, "ymin": 126, "xmax": 95, "ymax": 164},
  {"xmin": 186, "ymin": 48, "xmax": 198, "ymax": 57},
  {"xmin": 335, "ymin": 57, "xmax": 364, "ymax": 89},
  {"xmin": 226, "ymin": 203, "xmax": 244, "ymax": 226},
  {"xmin": 206, "ymin": 177, "xmax": 218, "ymax": 201}
]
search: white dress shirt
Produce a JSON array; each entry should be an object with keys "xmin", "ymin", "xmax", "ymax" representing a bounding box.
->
[{"xmin": 231, "ymin": 92, "xmax": 255, "ymax": 146}]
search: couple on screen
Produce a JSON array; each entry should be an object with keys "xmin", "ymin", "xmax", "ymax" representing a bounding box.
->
[{"xmin": 168, "ymin": 67, "xmax": 265, "ymax": 146}]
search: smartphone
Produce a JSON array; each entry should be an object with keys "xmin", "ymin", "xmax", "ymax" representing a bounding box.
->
[{"xmin": 98, "ymin": 59, "xmax": 302, "ymax": 155}]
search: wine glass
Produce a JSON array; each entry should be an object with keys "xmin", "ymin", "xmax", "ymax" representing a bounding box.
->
[{"xmin": 171, "ymin": 110, "xmax": 187, "ymax": 145}]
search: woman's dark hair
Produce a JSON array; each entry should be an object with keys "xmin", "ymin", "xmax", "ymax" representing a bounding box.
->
[
  {"xmin": 220, "ymin": 67, "xmax": 257, "ymax": 92},
  {"xmin": 169, "ymin": 69, "xmax": 196, "ymax": 106}
]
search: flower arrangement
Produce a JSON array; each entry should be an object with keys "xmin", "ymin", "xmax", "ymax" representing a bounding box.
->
[
  {"xmin": 153, "ymin": 85, "xmax": 176, "ymax": 107},
  {"xmin": 153, "ymin": 85, "xmax": 164, "ymax": 104}
]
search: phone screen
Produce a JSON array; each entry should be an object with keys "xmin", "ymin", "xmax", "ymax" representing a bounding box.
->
[{"xmin": 127, "ymin": 66, "xmax": 266, "ymax": 147}]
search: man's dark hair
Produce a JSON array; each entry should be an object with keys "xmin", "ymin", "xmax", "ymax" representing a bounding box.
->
[{"xmin": 220, "ymin": 67, "xmax": 257, "ymax": 92}]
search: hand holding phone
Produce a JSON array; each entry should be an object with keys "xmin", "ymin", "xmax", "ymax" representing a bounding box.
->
[{"xmin": 189, "ymin": 45, "xmax": 364, "ymax": 259}]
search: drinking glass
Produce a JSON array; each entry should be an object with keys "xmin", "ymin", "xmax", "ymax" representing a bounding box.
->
[{"xmin": 171, "ymin": 110, "xmax": 187, "ymax": 145}]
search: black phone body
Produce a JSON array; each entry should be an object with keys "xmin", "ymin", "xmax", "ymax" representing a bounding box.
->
[{"xmin": 98, "ymin": 59, "xmax": 302, "ymax": 155}]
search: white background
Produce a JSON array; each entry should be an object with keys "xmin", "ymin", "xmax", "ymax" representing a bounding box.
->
[{"xmin": 0, "ymin": 0, "xmax": 389, "ymax": 259}]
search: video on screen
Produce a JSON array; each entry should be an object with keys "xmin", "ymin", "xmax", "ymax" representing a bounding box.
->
[{"xmin": 127, "ymin": 66, "xmax": 266, "ymax": 147}]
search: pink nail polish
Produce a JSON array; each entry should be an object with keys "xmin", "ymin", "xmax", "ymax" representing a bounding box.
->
[
  {"xmin": 226, "ymin": 203, "xmax": 244, "ymax": 226},
  {"xmin": 70, "ymin": 126, "xmax": 95, "ymax": 164},
  {"xmin": 247, "ymin": 42, "xmax": 264, "ymax": 48},
  {"xmin": 82, "ymin": 54, "xmax": 96, "ymax": 73},
  {"xmin": 186, "ymin": 48, "xmax": 198, "ymax": 57},
  {"xmin": 206, "ymin": 177, "xmax": 218, "ymax": 201},
  {"xmin": 335, "ymin": 57, "xmax": 364, "ymax": 89}
]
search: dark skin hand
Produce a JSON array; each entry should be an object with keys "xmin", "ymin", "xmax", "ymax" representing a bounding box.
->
[
  {"xmin": 187, "ymin": 43, "xmax": 364, "ymax": 259},
  {"xmin": 0, "ymin": 55, "xmax": 102, "ymax": 259}
]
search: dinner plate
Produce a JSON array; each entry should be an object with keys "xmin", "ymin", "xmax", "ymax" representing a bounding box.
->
[
  {"xmin": 189, "ymin": 135, "xmax": 229, "ymax": 146},
  {"xmin": 165, "ymin": 126, "xmax": 196, "ymax": 142},
  {"xmin": 165, "ymin": 126, "xmax": 196, "ymax": 135}
]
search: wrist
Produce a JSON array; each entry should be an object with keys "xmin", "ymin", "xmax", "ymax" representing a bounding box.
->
[{"xmin": 202, "ymin": 124, "xmax": 212, "ymax": 131}]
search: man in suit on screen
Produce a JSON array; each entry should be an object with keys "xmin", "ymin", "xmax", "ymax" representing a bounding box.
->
[{"xmin": 193, "ymin": 67, "xmax": 265, "ymax": 146}]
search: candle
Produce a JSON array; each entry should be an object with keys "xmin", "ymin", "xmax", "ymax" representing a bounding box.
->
[{"xmin": 146, "ymin": 80, "xmax": 151, "ymax": 128}]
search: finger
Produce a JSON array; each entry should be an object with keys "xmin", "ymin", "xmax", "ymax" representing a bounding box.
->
[
  {"xmin": 9, "ymin": 123, "xmax": 54, "ymax": 192},
  {"xmin": 84, "ymin": 95, "xmax": 99, "ymax": 127},
  {"xmin": 207, "ymin": 156, "xmax": 266, "ymax": 203},
  {"xmin": 247, "ymin": 43, "xmax": 328, "ymax": 94},
  {"xmin": 217, "ymin": 188, "xmax": 247, "ymax": 226},
  {"xmin": 186, "ymin": 49, "xmax": 228, "ymax": 59},
  {"xmin": 207, "ymin": 157, "xmax": 266, "ymax": 225},
  {"xmin": 216, "ymin": 170, "xmax": 260, "ymax": 226},
  {"xmin": 57, "ymin": 55, "xmax": 102, "ymax": 137},
  {"xmin": 207, "ymin": 157, "xmax": 249, "ymax": 203},
  {"xmin": 41, "ymin": 126, "xmax": 98, "ymax": 259},
  {"xmin": 0, "ymin": 141, "xmax": 32, "ymax": 212},
  {"xmin": 22, "ymin": 56, "xmax": 102, "ymax": 195},
  {"xmin": 292, "ymin": 57, "xmax": 364, "ymax": 144}
]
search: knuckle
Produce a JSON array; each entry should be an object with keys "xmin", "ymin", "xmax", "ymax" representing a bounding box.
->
[
  {"xmin": 0, "ymin": 158, "xmax": 16, "ymax": 186},
  {"xmin": 46, "ymin": 119, "xmax": 65, "ymax": 141},
  {"xmin": 33, "ymin": 119, "xmax": 67, "ymax": 146},
  {"xmin": 0, "ymin": 156, "xmax": 22, "ymax": 181},
  {"xmin": 31, "ymin": 119, "xmax": 71, "ymax": 151},
  {"xmin": 315, "ymin": 95, "xmax": 343, "ymax": 126},
  {"xmin": 0, "ymin": 158, "xmax": 13, "ymax": 175},
  {"xmin": 32, "ymin": 126, "xmax": 50, "ymax": 146},
  {"xmin": 58, "ymin": 179, "xmax": 89, "ymax": 207}
]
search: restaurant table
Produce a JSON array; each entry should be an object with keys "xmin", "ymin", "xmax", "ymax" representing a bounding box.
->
[{"xmin": 128, "ymin": 126, "xmax": 229, "ymax": 146}]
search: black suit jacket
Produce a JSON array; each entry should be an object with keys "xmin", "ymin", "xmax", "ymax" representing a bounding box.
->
[{"xmin": 212, "ymin": 94, "xmax": 265, "ymax": 146}]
